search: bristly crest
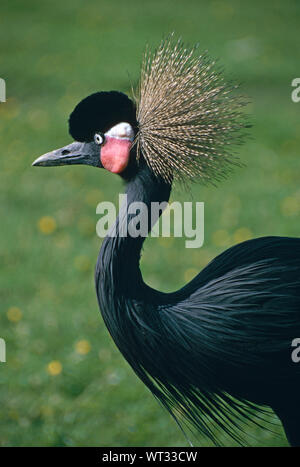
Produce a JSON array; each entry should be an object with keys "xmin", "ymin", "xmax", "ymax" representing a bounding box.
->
[{"xmin": 134, "ymin": 35, "xmax": 249, "ymax": 184}]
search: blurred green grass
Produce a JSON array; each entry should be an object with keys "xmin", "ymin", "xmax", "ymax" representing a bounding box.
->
[{"xmin": 0, "ymin": 0, "xmax": 300, "ymax": 447}]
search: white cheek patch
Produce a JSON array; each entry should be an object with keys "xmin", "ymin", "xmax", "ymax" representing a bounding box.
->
[{"xmin": 105, "ymin": 122, "xmax": 134, "ymax": 141}]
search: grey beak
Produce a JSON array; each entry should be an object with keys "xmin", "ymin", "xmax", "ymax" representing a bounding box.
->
[{"xmin": 32, "ymin": 141, "xmax": 101, "ymax": 168}]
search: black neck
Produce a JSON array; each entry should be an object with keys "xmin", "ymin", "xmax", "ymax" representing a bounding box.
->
[{"xmin": 96, "ymin": 162, "xmax": 171, "ymax": 301}]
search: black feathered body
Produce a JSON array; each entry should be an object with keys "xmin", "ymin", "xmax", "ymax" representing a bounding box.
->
[
  {"xmin": 95, "ymin": 163, "xmax": 300, "ymax": 444},
  {"xmin": 35, "ymin": 36, "xmax": 299, "ymax": 446}
]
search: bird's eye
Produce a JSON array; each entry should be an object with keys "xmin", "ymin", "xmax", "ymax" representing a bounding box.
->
[{"xmin": 94, "ymin": 133, "xmax": 105, "ymax": 145}]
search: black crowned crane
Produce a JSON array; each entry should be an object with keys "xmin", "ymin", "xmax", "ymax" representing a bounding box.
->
[{"xmin": 33, "ymin": 37, "xmax": 300, "ymax": 446}]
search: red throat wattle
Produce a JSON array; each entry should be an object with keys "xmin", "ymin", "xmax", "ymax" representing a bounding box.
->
[{"xmin": 100, "ymin": 136, "xmax": 131, "ymax": 174}]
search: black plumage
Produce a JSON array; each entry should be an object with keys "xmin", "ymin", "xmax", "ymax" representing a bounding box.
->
[
  {"xmin": 95, "ymin": 157, "xmax": 300, "ymax": 445},
  {"xmin": 33, "ymin": 37, "xmax": 300, "ymax": 446},
  {"xmin": 69, "ymin": 91, "xmax": 137, "ymax": 142}
]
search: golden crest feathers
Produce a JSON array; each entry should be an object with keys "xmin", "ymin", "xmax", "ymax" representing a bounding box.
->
[{"xmin": 134, "ymin": 35, "xmax": 249, "ymax": 184}]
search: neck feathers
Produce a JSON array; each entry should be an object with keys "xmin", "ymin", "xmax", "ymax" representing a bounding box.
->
[{"xmin": 96, "ymin": 163, "xmax": 171, "ymax": 301}]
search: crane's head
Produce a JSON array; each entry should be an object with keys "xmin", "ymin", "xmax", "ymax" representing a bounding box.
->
[
  {"xmin": 32, "ymin": 91, "xmax": 139, "ymax": 180},
  {"xmin": 33, "ymin": 36, "xmax": 249, "ymax": 185}
]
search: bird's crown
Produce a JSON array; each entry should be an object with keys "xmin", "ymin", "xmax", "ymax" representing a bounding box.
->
[{"xmin": 69, "ymin": 35, "xmax": 249, "ymax": 185}]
